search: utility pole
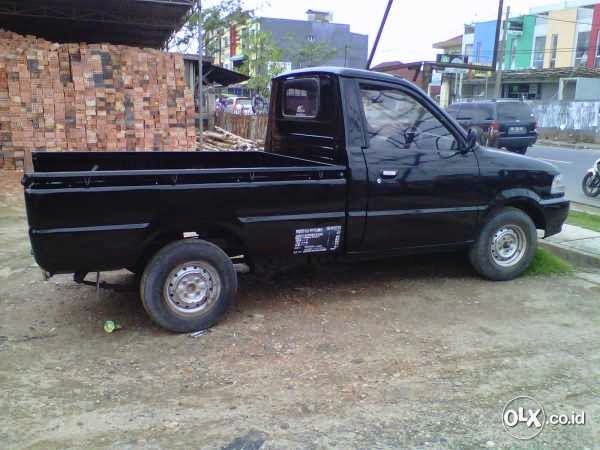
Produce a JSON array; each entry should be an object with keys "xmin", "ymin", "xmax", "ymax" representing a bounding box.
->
[
  {"xmin": 491, "ymin": 0, "xmax": 504, "ymax": 71},
  {"xmin": 196, "ymin": 0, "xmax": 204, "ymax": 149},
  {"xmin": 367, "ymin": 0, "xmax": 394, "ymax": 69},
  {"xmin": 494, "ymin": 5, "xmax": 510, "ymax": 99}
]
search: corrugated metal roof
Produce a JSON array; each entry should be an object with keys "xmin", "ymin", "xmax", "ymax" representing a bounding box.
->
[{"xmin": 0, "ymin": 0, "xmax": 193, "ymax": 48}]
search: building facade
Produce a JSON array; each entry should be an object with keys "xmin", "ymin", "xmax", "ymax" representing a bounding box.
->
[
  {"xmin": 208, "ymin": 10, "xmax": 368, "ymax": 73},
  {"xmin": 459, "ymin": 1, "xmax": 600, "ymax": 71},
  {"xmin": 503, "ymin": 15, "xmax": 536, "ymax": 70}
]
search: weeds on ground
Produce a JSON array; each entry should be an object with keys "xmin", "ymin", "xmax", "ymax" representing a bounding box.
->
[
  {"xmin": 566, "ymin": 210, "xmax": 600, "ymax": 232},
  {"xmin": 525, "ymin": 249, "xmax": 573, "ymax": 276}
]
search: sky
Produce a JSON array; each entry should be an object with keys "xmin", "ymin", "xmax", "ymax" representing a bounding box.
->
[{"xmin": 201, "ymin": 0, "xmax": 555, "ymax": 65}]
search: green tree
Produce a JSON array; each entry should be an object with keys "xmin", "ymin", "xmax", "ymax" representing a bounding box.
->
[
  {"xmin": 240, "ymin": 24, "xmax": 286, "ymax": 96},
  {"xmin": 170, "ymin": 0, "xmax": 252, "ymax": 55},
  {"xmin": 284, "ymin": 33, "xmax": 338, "ymax": 68}
]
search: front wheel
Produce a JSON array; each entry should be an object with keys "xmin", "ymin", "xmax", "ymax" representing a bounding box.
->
[
  {"xmin": 582, "ymin": 172, "xmax": 600, "ymax": 197},
  {"xmin": 140, "ymin": 239, "xmax": 237, "ymax": 332},
  {"xmin": 469, "ymin": 208, "xmax": 537, "ymax": 281}
]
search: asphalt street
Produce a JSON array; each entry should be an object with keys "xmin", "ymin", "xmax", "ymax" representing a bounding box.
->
[{"xmin": 527, "ymin": 145, "xmax": 600, "ymax": 208}]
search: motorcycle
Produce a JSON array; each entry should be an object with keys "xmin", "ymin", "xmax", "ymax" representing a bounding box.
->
[{"xmin": 582, "ymin": 158, "xmax": 600, "ymax": 197}]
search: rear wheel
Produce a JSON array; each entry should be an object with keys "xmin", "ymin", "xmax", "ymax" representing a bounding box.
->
[
  {"xmin": 582, "ymin": 172, "xmax": 600, "ymax": 197},
  {"xmin": 140, "ymin": 240, "xmax": 237, "ymax": 332},
  {"xmin": 469, "ymin": 208, "xmax": 537, "ymax": 281}
]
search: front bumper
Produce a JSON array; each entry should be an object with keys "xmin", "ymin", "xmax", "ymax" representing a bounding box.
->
[{"xmin": 540, "ymin": 197, "xmax": 570, "ymax": 238}]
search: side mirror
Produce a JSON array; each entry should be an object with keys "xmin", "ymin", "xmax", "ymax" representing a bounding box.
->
[{"xmin": 463, "ymin": 128, "xmax": 478, "ymax": 153}]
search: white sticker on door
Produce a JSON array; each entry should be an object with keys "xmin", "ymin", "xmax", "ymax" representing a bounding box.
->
[{"xmin": 293, "ymin": 225, "xmax": 342, "ymax": 254}]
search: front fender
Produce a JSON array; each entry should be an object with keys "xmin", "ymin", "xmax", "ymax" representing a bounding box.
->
[{"xmin": 481, "ymin": 189, "xmax": 547, "ymax": 230}]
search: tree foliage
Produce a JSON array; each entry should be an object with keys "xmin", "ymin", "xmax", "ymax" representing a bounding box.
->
[
  {"xmin": 284, "ymin": 34, "xmax": 338, "ymax": 68},
  {"xmin": 171, "ymin": 1, "xmax": 285, "ymax": 96},
  {"xmin": 240, "ymin": 24, "xmax": 286, "ymax": 96},
  {"xmin": 170, "ymin": 0, "xmax": 252, "ymax": 54}
]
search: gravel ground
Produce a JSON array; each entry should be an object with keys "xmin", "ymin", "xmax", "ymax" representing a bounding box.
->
[{"xmin": 1, "ymin": 171, "xmax": 599, "ymax": 449}]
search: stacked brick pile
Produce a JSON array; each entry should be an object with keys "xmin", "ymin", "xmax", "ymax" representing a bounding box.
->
[{"xmin": 0, "ymin": 30, "xmax": 196, "ymax": 170}]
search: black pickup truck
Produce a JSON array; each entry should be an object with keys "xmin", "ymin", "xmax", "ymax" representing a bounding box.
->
[{"xmin": 23, "ymin": 67, "xmax": 569, "ymax": 332}]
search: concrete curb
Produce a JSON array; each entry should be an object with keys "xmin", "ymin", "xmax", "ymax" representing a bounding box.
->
[
  {"xmin": 539, "ymin": 240, "xmax": 600, "ymax": 268},
  {"xmin": 537, "ymin": 140, "xmax": 600, "ymax": 151}
]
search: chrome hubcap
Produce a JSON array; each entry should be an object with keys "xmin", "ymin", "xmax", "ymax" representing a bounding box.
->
[
  {"xmin": 490, "ymin": 225, "xmax": 527, "ymax": 267},
  {"xmin": 164, "ymin": 262, "xmax": 221, "ymax": 316}
]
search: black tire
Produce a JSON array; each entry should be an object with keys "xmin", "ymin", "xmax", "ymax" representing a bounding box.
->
[
  {"xmin": 469, "ymin": 207, "xmax": 537, "ymax": 281},
  {"xmin": 582, "ymin": 173, "xmax": 600, "ymax": 197},
  {"xmin": 140, "ymin": 239, "xmax": 237, "ymax": 333}
]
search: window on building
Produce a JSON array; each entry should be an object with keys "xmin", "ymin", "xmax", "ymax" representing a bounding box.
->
[
  {"xmin": 475, "ymin": 42, "xmax": 482, "ymax": 63},
  {"xmin": 282, "ymin": 78, "xmax": 319, "ymax": 118},
  {"xmin": 510, "ymin": 38, "xmax": 519, "ymax": 69},
  {"xmin": 307, "ymin": 35, "xmax": 315, "ymax": 42},
  {"xmin": 464, "ymin": 44, "xmax": 473, "ymax": 61},
  {"xmin": 241, "ymin": 28, "xmax": 249, "ymax": 51},
  {"xmin": 550, "ymin": 34, "xmax": 558, "ymax": 68},
  {"xmin": 596, "ymin": 30, "xmax": 600, "ymax": 68},
  {"xmin": 533, "ymin": 36, "xmax": 546, "ymax": 69},
  {"xmin": 575, "ymin": 31, "xmax": 590, "ymax": 67}
]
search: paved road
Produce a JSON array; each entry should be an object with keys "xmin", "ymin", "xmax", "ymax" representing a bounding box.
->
[{"xmin": 527, "ymin": 145, "xmax": 600, "ymax": 208}]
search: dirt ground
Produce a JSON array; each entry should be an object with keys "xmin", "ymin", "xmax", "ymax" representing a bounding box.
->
[{"xmin": 1, "ymin": 170, "xmax": 600, "ymax": 449}]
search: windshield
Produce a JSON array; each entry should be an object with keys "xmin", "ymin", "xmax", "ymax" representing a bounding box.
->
[{"xmin": 497, "ymin": 102, "xmax": 535, "ymax": 121}]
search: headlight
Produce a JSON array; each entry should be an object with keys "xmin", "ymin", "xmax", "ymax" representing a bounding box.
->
[{"xmin": 551, "ymin": 174, "xmax": 565, "ymax": 195}]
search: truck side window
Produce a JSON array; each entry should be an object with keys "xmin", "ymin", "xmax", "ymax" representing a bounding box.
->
[
  {"xmin": 283, "ymin": 78, "xmax": 319, "ymax": 118},
  {"xmin": 360, "ymin": 85, "xmax": 459, "ymax": 153}
]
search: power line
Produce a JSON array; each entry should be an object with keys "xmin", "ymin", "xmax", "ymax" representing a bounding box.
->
[
  {"xmin": 377, "ymin": 46, "xmax": 594, "ymax": 57},
  {"xmin": 474, "ymin": 47, "xmax": 593, "ymax": 56},
  {"xmin": 533, "ymin": 13, "xmax": 593, "ymax": 27}
]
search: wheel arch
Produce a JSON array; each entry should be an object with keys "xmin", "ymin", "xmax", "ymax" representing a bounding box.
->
[
  {"xmin": 483, "ymin": 190, "xmax": 546, "ymax": 231},
  {"xmin": 133, "ymin": 222, "xmax": 249, "ymax": 274}
]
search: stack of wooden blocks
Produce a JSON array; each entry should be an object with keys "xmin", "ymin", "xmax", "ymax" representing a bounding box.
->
[{"xmin": 0, "ymin": 30, "xmax": 196, "ymax": 170}]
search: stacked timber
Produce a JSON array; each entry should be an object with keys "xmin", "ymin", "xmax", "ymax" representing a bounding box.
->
[
  {"xmin": 200, "ymin": 126, "xmax": 263, "ymax": 151},
  {"xmin": 0, "ymin": 30, "xmax": 196, "ymax": 170}
]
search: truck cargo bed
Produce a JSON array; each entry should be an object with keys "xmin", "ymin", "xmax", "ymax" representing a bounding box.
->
[{"xmin": 23, "ymin": 151, "xmax": 347, "ymax": 274}]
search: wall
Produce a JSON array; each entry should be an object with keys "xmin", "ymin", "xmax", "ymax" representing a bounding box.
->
[
  {"xmin": 473, "ymin": 20, "xmax": 497, "ymax": 65},
  {"xmin": 544, "ymin": 8, "xmax": 577, "ymax": 68},
  {"xmin": 528, "ymin": 100, "xmax": 600, "ymax": 143},
  {"xmin": 540, "ymin": 82, "xmax": 559, "ymax": 100},
  {"xmin": 575, "ymin": 78, "xmax": 600, "ymax": 100},
  {"xmin": 588, "ymin": 4, "xmax": 600, "ymax": 68},
  {"xmin": 260, "ymin": 17, "xmax": 368, "ymax": 69}
]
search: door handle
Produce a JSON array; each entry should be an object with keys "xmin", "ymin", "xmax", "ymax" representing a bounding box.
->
[{"xmin": 380, "ymin": 169, "xmax": 398, "ymax": 179}]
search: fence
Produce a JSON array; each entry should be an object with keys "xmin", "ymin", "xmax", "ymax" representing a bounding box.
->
[{"xmin": 215, "ymin": 112, "xmax": 268, "ymax": 142}]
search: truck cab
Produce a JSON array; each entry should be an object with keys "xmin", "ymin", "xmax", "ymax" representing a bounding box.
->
[
  {"xmin": 23, "ymin": 67, "xmax": 570, "ymax": 333},
  {"xmin": 266, "ymin": 67, "xmax": 567, "ymax": 255}
]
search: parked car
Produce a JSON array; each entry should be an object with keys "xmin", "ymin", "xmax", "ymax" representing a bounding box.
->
[
  {"xmin": 23, "ymin": 67, "xmax": 568, "ymax": 333},
  {"xmin": 446, "ymin": 100, "xmax": 538, "ymax": 154},
  {"xmin": 225, "ymin": 96, "xmax": 254, "ymax": 115}
]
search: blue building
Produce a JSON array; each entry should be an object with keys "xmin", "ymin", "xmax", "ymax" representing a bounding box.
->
[{"xmin": 473, "ymin": 20, "xmax": 497, "ymax": 65}]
